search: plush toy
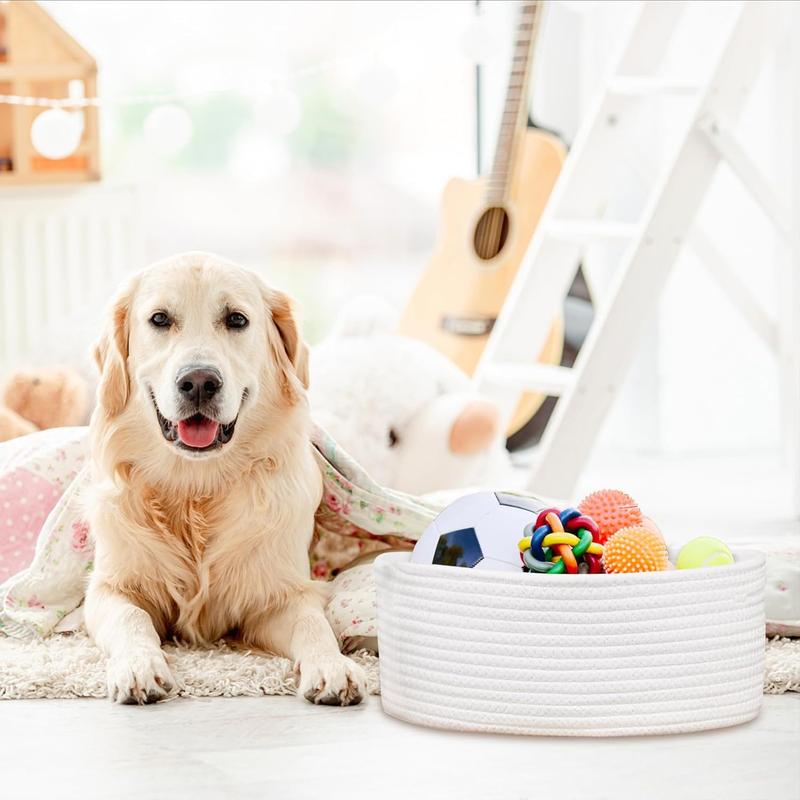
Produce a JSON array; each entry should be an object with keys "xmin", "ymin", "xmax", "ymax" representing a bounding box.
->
[
  {"xmin": 309, "ymin": 303, "xmax": 514, "ymax": 494},
  {"xmin": 0, "ymin": 407, "xmax": 38, "ymax": 440},
  {"xmin": 0, "ymin": 366, "xmax": 90, "ymax": 442}
]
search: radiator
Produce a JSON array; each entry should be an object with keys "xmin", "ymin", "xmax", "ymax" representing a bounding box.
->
[{"xmin": 0, "ymin": 184, "xmax": 144, "ymax": 369}]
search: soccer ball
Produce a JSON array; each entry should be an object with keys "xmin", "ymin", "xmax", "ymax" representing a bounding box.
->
[{"xmin": 411, "ymin": 491, "xmax": 547, "ymax": 573}]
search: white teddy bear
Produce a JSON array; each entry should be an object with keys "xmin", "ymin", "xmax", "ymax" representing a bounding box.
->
[{"xmin": 309, "ymin": 302, "xmax": 514, "ymax": 495}]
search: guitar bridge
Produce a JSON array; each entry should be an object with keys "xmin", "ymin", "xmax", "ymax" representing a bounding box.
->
[{"xmin": 440, "ymin": 315, "xmax": 496, "ymax": 337}]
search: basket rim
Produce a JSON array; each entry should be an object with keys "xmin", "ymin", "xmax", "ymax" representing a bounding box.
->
[{"xmin": 374, "ymin": 548, "xmax": 765, "ymax": 587}]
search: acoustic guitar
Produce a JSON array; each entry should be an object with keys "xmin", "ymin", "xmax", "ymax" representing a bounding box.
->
[{"xmin": 398, "ymin": 0, "xmax": 565, "ymax": 437}]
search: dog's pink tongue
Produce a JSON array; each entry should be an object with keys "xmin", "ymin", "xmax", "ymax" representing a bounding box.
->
[{"xmin": 177, "ymin": 417, "xmax": 219, "ymax": 448}]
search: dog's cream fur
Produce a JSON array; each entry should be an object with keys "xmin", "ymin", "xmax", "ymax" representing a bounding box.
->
[{"xmin": 84, "ymin": 252, "xmax": 366, "ymax": 705}]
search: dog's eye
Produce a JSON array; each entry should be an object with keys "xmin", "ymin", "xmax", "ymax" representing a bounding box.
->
[
  {"xmin": 388, "ymin": 428, "xmax": 399, "ymax": 448},
  {"xmin": 150, "ymin": 312, "xmax": 171, "ymax": 328},
  {"xmin": 225, "ymin": 312, "xmax": 249, "ymax": 330}
]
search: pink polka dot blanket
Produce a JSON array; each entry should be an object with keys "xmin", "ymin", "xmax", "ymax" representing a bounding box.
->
[{"xmin": 0, "ymin": 426, "xmax": 440, "ymax": 645}]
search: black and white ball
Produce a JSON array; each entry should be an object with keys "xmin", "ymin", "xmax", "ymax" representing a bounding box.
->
[{"xmin": 411, "ymin": 491, "xmax": 547, "ymax": 573}]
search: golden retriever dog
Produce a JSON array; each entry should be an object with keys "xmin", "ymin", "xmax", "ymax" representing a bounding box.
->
[{"xmin": 84, "ymin": 251, "xmax": 366, "ymax": 706}]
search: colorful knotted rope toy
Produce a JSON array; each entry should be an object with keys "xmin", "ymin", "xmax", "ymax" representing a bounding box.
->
[{"xmin": 518, "ymin": 507, "xmax": 604, "ymax": 574}]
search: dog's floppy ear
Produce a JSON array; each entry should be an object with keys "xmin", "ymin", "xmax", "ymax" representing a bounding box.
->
[
  {"xmin": 94, "ymin": 281, "xmax": 136, "ymax": 418},
  {"xmin": 264, "ymin": 287, "xmax": 310, "ymax": 399}
]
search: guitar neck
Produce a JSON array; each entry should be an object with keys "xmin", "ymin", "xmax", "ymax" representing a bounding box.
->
[{"xmin": 486, "ymin": 1, "xmax": 542, "ymax": 205}]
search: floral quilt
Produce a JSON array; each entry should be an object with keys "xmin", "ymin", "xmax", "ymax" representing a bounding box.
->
[{"xmin": 0, "ymin": 426, "xmax": 440, "ymax": 643}]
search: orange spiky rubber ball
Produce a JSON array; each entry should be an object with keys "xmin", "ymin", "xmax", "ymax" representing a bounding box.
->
[
  {"xmin": 578, "ymin": 489, "xmax": 643, "ymax": 545},
  {"xmin": 602, "ymin": 526, "xmax": 669, "ymax": 574}
]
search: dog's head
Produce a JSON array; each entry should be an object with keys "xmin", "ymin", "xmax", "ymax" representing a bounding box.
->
[{"xmin": 93, "ymin": 252, "xmax": 308, "ymax": 467}]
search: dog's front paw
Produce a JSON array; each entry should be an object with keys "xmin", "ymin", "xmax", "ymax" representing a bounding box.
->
[
  {"xmin": 297, "ymin": 653, "xmax": 366, "ymax": 706},
  {"xmin": 106, "ymin": 647, "xmax": 176, "ymax": 705}
]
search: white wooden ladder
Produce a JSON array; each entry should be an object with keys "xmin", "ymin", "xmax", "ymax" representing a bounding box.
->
[{"xmin": 473, "ymin": 0, "xmax": 794, "ymax": 499}]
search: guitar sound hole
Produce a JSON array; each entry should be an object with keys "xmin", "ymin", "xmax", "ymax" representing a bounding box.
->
[{"xmin": 473, "ymin": 207, "xmax": 510, "ymax": 261}]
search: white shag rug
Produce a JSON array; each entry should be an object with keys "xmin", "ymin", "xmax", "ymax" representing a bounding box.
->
[
  {"xmin": 0, "ymin": 633, "xmax": 380, "ymax": 700},
  {"xmin": 0, "ymin": 634, "xmax": 796, "ymax": 701},
  {"xmin": 763, "ymin": 636, "xmax": 800, "ymax": 694}
]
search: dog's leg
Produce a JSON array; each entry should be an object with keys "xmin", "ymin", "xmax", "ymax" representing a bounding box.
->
[
  {"xmin": 257, "ymin": 589, "xmax": 366, "ymax": 706},
  {"xmin": 84, "ymin": 583, "xmax": 176, "ymax": 705}
]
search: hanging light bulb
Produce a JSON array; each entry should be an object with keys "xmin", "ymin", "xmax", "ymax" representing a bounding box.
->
[
  {"xmin": 143, "ymin": 104, "xmax": 193, "ymax": 157},
  {"xmin": 30, "ymin": 108, "xmax": 83, "ymax": 160}
]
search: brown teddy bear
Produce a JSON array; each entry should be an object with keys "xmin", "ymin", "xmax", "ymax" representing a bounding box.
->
[{"xmin": 0, "ymin": 367, "xmax": 90, "ymax": 443}]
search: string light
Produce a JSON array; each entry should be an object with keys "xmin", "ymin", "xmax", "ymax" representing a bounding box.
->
[
  {"xmin": 1, "ymin": 48, "xmax": 395, "ymax": 161},
  {"xmin": 0, "ymin": 46, "xmax": 401, "ymax": 109},
  {"xmin": 30, "ymin": 108, "xmax": 83, "ymax": 159},
  {"xmin": 28, "ymin": 80, "xmax": 86, "ymax": 159}
]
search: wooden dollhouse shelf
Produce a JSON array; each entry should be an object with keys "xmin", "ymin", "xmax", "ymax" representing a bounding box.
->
[{"xmin": 0, "ymin": 1, "xmax": 100, "ymax": 186}]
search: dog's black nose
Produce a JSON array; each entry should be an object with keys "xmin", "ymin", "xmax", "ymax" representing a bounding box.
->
[{"xmin": 176, "ymin": 366, "xmax": 223, "ymax": 403}]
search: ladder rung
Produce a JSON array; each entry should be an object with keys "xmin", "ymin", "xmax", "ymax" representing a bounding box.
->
[
  {"xmin": 546, "ymin": 220, "xmax": 639, "ymax": 243},
  {"xmin": 608, "ymin": 77, "xmax": 702, "ymax": 96},
  {"xmin": 480, "ymin": 363, "xmax": 575, "ymax": 396}
]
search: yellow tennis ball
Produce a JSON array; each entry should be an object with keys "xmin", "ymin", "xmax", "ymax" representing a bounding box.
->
[{"xmin": 676, "ymin": 537, "xmax": 734, "ymax": 570}]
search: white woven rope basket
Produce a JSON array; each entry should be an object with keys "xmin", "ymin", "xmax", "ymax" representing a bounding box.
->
[{"xmin": 374, "ymin": 550, "xmax": 766, "ymax": 737}]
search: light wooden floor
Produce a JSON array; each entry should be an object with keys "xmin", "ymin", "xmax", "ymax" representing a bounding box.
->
[{"xmin": 1, "ymin": 693, "xmax": 798, "ymax": 800}]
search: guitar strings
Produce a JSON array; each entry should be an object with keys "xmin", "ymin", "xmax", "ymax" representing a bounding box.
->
[{"xmin": 477, "ymin": 2, "xmax": 538, "ymax": 259}]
